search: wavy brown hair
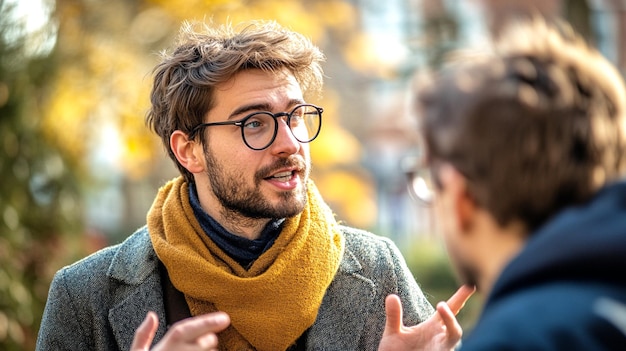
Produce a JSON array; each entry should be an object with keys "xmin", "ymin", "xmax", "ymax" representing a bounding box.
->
[
  {"xmin": 416, "ymin": 18, "xmax": 626, "ymax": 232},
  {"xmin": 146, "ymin": 20, "xmax": 325, "ymax": 182}
]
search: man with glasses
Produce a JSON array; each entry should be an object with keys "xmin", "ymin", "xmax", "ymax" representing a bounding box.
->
[
  {"xmin": 380, "ymin": 18, "xmax": 626, "ymax": 350},
  {"xmin": 36, "ymin": 20, "xmax": 472, "ymax": 351}
]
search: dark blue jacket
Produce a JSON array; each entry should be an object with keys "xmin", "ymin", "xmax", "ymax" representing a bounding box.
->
[{"xmin": 461, "ymin": 180, "xmax": 626, "ymax": 350}]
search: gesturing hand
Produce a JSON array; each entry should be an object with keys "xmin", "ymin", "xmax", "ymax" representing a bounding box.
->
[
  {"xmin": 378, "ymin": 285, "xmax": 476, "ymax": 351},
  {"xmin": 131, "ymin": 311, "xmax": 231, "ymax": 351}
]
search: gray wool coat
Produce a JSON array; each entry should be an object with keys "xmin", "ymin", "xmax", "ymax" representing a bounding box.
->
[{"xmin": 36, "ymin": 225, "xmax": 434, "ymax": 351}]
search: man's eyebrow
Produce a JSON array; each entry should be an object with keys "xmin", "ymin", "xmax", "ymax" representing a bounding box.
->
[
  {"xmin": 228, "ymin": 99, "xmax": 306, "ymax": 119},
  {"xmin": 229, "ymin": 103, "xmax": 272, "ymax": 119}
]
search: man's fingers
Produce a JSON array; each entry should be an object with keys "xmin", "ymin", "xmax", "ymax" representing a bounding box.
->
[
  {"xmin": 168, "ymin": 312, "xmax": 231, "ymax": 343},
  {"xmin": 446, "ymin": 285, "xmax": 476, "ymax": 315},
  {"xmin": 130, "ymin": 312, "xmax": 159, "ymax": 351},
  {"xmin": 436, "ymin": 301, "xmax": 462, "ymax": 341},
  {"xmin": 196, "ymin": 333, "xmax": 219, "ymax": 349},
  {"xmin": 384, "ymin": 294, "xmax": 404, "ymax": 333}
]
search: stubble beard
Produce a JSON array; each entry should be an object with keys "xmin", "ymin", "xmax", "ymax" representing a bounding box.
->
[
  {"xmin": 448, "ymin": 244, "xmax": 480, "ymax": 290},
  {"xmin": 457, "ymin": 261, "xmax": 479, "ymax": 290},
  {"xmin": 203, "ymin": 147, "xmax": 309, "ymax": 221}
]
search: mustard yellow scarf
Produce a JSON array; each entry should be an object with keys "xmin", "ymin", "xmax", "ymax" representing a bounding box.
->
[{"xmin": 147, "ymin": 176, "xmax": 344, "ymax": 351}]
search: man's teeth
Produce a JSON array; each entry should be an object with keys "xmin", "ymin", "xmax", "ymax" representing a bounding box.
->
[{"xmin": 271, "ymin": 171, "xmax": 293, "ymax": 181}]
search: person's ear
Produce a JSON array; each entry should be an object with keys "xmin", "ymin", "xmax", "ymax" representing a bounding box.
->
[
  {"xmin": 438, "ymin": 164, "xmax": 476, "ymax": 232},
  {"xmin": 170, "ymin": 130, "xmax": 204, "ymax": 174}
]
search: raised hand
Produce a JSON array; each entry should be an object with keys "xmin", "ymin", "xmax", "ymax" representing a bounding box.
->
[
  {"xmin": 131, "ymin": 311, "xmax": 230, "ymax": 351},
  {"xmin": 378, "ymin": 285, "xmax": 476, "ymax": 351}
]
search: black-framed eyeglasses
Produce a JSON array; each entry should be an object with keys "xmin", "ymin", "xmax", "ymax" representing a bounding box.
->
[
  {"xmin": 188, "ymin": 104, "xmax": 323, "ymax": 150},
  {"xmin": 404, "ymin": 153, "xmax": 471, "ymax": 206},
  {"xmin": 401, "ymin": 154, "xmax": 437, "ymax": 205}
]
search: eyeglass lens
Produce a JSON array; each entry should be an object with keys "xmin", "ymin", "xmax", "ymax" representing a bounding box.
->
[
  {"xmin": 243, "ymin": 105, "xmax": 321, "ymax": 150},
  {"xmin": 410, "ymin": 168, "xmax": 435, "ymax": 204}
]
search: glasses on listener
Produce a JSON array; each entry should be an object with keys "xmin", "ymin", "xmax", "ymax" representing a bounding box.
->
[
  {"xmin": 188, "ymin": 104, "xmax": 323, "ymax": 150},
  {"xmin": 402, "ymin": 154, "xmax": 436, "ymax": 205}
]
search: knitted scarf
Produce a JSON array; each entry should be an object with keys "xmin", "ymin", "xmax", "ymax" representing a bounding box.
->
[{"xmin": 147, "ymin": 176, "xmax": 345, "ymax": 351}]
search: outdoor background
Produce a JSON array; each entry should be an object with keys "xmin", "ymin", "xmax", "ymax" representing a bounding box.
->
[{"xmin": 1, "ymin": 0, "xmax": 624, "ymax": 349}]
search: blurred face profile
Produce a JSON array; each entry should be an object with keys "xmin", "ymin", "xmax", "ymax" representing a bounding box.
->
[{"xmin": 432, "ymin": 166, "xmax": 480, "ymax": 289}]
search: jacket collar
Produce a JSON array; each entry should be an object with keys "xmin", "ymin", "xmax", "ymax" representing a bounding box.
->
[
  {"xmin": 489, "ymin": 179, "xmax": 626, "ymax": 305},
  {"xmin": 107, "ymin": 227, "xmax": 168, "ymax": 351}
]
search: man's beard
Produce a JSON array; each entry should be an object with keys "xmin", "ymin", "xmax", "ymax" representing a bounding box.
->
[
  {"xmin": 447, "ymin": 244, "xmax": 480, "ymax": 290},
  {"xmin": 203, "ymin": 147, "xmax": 309, "ymax": 220},
  {"xmin": 455, "ymin": 261, "xmax": 479, "ymax": 290}
]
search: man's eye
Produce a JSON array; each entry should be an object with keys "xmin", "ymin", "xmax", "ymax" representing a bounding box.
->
[{"xmin": 244, "ymin": 120, "xmax": 262, "ymax": 129}]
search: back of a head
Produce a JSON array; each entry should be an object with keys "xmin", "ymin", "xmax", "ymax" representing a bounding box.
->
[{"xmin": 417, "ymin": 18, "xmax": 626, "ymax": 233}]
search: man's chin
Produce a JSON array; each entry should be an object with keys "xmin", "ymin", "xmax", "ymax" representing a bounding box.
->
[{"xmin": 271, "ymin": 199, "xmax": 307, "ymax": 219}]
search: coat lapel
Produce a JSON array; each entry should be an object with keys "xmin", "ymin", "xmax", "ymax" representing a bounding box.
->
[
  {"xmin": 106, "ymin": 228, "xmax": 168, "ymax": 351},
  {"xmin": 308, "ymin": 247, "xmax": 376, "ymax": 350}
]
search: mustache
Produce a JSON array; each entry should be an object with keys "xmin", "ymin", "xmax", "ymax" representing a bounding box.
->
[{"xmin": 256, "ymin": 156, "xmax": 307, "ymax": 179}]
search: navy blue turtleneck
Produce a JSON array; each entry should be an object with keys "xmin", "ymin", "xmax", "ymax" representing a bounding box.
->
[{"xmin": 188, "ymin": 183, "xmax": 284, "ymax": 269}]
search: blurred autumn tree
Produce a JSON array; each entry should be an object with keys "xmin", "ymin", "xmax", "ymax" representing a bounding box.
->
[{"xmin": 0, "ymin": 1, "xmax": 88, "ymax": 349}]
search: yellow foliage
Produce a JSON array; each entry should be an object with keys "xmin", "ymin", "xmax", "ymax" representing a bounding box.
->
[
  {"xmin": 145, "ymin": 0, "xmax": 359, "ymax": 43},
  {"xmin": 343, "ymin": 33, "xmax": 406, "ymax": 79},
  {"xmin": 314, "ymin": 169, "xmax": 377, "ymax": 229},
  {"xmin": 42, "ymin": 68, "xmax": 94, "ymax": 161},
  {"xmin": 43, "ymin": 22, "xmax": 157, "ymax": 177},
  {"xmin": 310, "ymin": 127, "xmax": 361, "ymax": 168},
  {"xmin": 309, "ymin": 89, "xmax": 361, "ymax": 167},
  {"xmin": 119, "ymin": 112, "xmax": 160, "ymax": 180},
  {"xmin": 312, "ymin": 0, "xmax": 357, "ymax": 31}
]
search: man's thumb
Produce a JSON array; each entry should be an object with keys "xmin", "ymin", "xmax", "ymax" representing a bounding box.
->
[{"xmin": 384, "ymin": 294, "xmax": 404, "ymax": 333}]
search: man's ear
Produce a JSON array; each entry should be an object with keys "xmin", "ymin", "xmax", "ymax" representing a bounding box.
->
[
  {"xmin": 170, "ymin": 130, "xmax": 204, "ymax": 174},
  {"xmin": 438, "ymin": 164, "xmax": 476, "ymax": 232}
]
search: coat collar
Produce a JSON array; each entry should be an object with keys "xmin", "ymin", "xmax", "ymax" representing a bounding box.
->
[
  {"xmin": 107, "ymin": 227, "xmax": 168, "ymax": 351},
  {"xmin": 107, "ymin": 226, "xmax": 156, "ymax": 284}
]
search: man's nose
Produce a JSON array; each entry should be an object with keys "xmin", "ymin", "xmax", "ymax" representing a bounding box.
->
[{"xmin": 269, "ymin": 118, "xmax": 300, "ymax": 155}]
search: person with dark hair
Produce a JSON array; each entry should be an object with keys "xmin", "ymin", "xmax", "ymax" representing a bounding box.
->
[
  {"xmin": 36, "ymin": 20, "xmax": 473, "ymax": 351},
  {"xmin": 380, "ymin": 18, "xmax": 626, "ymax": 350}
]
